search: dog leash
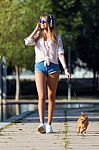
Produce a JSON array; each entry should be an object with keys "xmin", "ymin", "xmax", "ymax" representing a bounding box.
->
[{"xmin": 67, "ymin": 78, "xmax": 84, "ymax": 115}]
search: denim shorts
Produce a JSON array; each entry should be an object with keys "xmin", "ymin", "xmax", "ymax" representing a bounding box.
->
[{"xmin": 35, "ymin": 61, "xmax": 60, "ymax": 76}]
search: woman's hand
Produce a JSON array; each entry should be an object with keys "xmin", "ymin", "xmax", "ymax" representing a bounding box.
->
[
  {"xmin": 28, "ymin": 22, "xmax": 41, "ymax": 39},
  {"xmin": 35, "ymin": 22, "xmax": 41, "ymax": 32},
  {"xmin": 64, "ymin": 69, "xmax": 71, "ymax": 79}
]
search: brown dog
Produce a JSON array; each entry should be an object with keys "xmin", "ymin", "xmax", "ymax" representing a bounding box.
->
[{"xmin": 77, "ymin": 114, "xmax": 89, "ymax": 134}]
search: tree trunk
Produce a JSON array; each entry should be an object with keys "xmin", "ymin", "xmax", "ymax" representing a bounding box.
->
[
  {"xmin": 15, "ymin": 65, "xmax": 20, "ymax": 115},
  {"xmin": 15, "ymin": 65, "xmax": 20, "ymax": 100}
]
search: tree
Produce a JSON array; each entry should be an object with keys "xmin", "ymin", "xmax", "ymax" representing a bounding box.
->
[
  {"xmin": 51, "ymin": 0, "xmax": 83, "ymax": 72},
  {"xmin": 75, "ymin": 0, "xmax": 99, "ymax": 88},
  {"xmin": 0, "ymin": 0, "xmax": 53, "ymax": 100},
  {"xmin": 51, "ymin": 0, "xmax": 99, "ymax": 77}
]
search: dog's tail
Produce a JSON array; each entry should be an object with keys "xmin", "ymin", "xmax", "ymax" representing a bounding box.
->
[{"xmin": 81, "ymin": 112, "xmax": 84, "ymax": 115}]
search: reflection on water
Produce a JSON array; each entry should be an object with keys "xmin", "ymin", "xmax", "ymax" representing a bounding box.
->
[
  {"xmin": 56, "ymin": 103, "xmax": 99, "ymax": 121},
  {"xmin": 6, "ymin": 104, "xmax": 38, "ymax": 119},
  {"xmin": 56, "ymin": 103, "xmax": 99, "ymax": 111}
]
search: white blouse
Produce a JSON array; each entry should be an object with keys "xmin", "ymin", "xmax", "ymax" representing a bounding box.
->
[{"xmin": 24, "ymin": 35, "xmax": 64, "ymax": 65}]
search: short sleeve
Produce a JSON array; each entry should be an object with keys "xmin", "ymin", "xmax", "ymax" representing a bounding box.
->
[
  {"xmin": 57, "ymin": 35, "xmax": 64, "ymax": 54},
  {"xmin": 24, "ymin": 37, "xmax": 35, "ymax": 46}
]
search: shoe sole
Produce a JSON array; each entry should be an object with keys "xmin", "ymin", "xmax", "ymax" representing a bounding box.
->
[
  {"xmin": 38, "ymin": 126, "xmax": 46, "ymax": 134},
  {"xmin": 46, "ymin": 130, "xmax": 53, "ymax": 134}
]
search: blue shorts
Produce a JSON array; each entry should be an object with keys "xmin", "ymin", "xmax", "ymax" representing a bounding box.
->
[{"xmin": 35, "ymin": 61, "xmax": 60, "ymax": 76}]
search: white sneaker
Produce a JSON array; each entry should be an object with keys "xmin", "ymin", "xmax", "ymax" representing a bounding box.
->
[
  {"xmin": 46, "ymin": 124, "xmax": 53, "ymax": 133},
  {"xmin": 38, "ymin": 123, "xmax": 46, "ymax": 134}
]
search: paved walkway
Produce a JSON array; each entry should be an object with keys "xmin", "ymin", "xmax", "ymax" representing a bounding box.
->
[
  {"xmin": 67, "ymin": 121, "xmax": 99, "ymax": 150},
  {"xmin": 0, "ymin": 109, "xmax": 99, "ymax": 150}
]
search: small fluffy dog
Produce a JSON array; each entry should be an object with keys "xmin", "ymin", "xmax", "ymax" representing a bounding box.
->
[{"xmin": 77, "ymin": 114, "xmax": 89, "ymax": 134}]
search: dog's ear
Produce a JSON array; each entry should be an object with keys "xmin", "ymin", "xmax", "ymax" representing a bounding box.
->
[
  {"xmin": 82, "ymin": 114, "xmax": 88, "ymax": 118},
  {"xmin": 85, "ymin": 115, "xmax": 88, "ymax": 119}
]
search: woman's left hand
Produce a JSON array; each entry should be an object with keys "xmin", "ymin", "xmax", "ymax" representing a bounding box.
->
[{"xmin": 64, "ymin": 69, "xmax": 71, "ymax": 79}]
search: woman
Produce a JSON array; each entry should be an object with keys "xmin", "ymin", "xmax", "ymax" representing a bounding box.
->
[{"xmin": 24, "ymin": 14, "xmax": 70, "ymax": 134}]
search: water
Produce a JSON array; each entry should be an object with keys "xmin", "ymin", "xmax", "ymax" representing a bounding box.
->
[
  {"xmin": 56, "ymin": 103, "xmax": 99, "ymax": 121},
  {"xmin": 1, "ymin": 101, "xmax": 99, "ymax": 121},
  {"xmin": 6, "ymin": 104, "xmax": 38, "ymax": 118}
]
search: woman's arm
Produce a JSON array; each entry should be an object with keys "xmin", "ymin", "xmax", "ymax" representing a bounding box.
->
[
  {"xmin": 24, "ymin": 23, "xmax": 41, "ymax": 46},
  {"xmin": 57, "ymin": 35, "xmax": 70, "ymax": 78},
  {"xmin": 28, "ymin": 22, "xmax": 41, "ymax": 39},
  {"xmin": 59, "ymin": 53, "xmax": 70, "ymax": 79}
]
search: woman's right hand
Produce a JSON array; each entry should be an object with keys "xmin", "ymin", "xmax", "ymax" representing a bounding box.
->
[
  {"xmin": 35, "ymin": 22, "xmax": 41, "ymax": 32},
  {"xmin": 28, "ymin": 22, "xmax": 41, "ymax": 39}
]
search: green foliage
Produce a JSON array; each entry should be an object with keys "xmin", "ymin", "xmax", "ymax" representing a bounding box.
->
[
  {"xmin": 0, "ymin": 0, "xmax": 52, "ymax": 70},
  {"xmin": 51, "ymin": 0, "xmax": 99, "ymax": 73},
  {"xmin": 51, "ymin": 0, "xmax": 82, "ymax": 36},
  {"xmin": 76, "ymin": 0, "xmax": 99, "ymax": 72},
  {"xmin": 1, "ymin": 0, "xmax": 99, "ymax": 73}
]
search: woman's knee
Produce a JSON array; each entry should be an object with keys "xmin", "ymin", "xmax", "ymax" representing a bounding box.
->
[
  {"xmin": 48, "ymin": 94, "xmax": 55, "ymax": 101},
  {"xmin": 38, "ymin": 94, "xmax": 46, "ymax": 101}
]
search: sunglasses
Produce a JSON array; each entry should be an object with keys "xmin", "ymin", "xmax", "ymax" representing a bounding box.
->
[{"xmin": 39, "ymin": 20, "xmax": 47, "ymax": 24}]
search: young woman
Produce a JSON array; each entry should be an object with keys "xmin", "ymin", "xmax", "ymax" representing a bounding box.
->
[{"xmin": 24, "ymin": 14, "xmax": 70, "ymax": 134}]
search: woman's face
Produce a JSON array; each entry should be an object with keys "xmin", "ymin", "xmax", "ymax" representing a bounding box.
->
[{"xmin": 39, "ymin": 17, "xmax": 48, "ymax": 30}]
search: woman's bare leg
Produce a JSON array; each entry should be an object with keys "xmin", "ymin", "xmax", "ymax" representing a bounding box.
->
[
  {"xmin": 35, "ymin": 72, "xmax": 47, "ymax": 124},
  {"xmin": 47, "ymin": 72, "xmax": 59, "ymax": 125}
]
